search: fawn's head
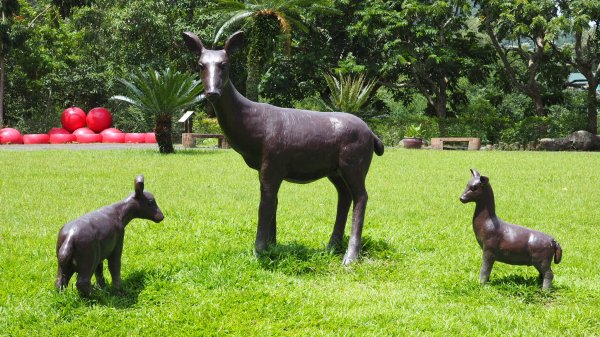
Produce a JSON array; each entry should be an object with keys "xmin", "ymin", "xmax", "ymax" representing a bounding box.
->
[
  {"xmin": 460, "ymin": 169, "xmax": 489, "ymax": 204},
  {"xmin": 182, "ymin": 31, "xmax": 245, "ymax": 102},
  {"xmin": 128, "ymin": 175, "xmax": 164, "ymax": 223}
]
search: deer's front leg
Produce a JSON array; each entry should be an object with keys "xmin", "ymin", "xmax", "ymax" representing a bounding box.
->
[
  {"xmin": 255, "ymin": 163, "xmax": 283, "ymax": 254},
  {"xmin": 479, "ymin": 251, "xmax": 495, "ymax": 285}
]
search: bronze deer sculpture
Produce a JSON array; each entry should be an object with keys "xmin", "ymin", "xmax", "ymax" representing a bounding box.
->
[
  {"xmin": 182, "ymin": 31, "xmax": 384, "ymax": 265},
  {"xmin": 55, "ymin": 175, "xmax": 164, "ymax": 296},
  {"xmin": 460, "ymin": 169, "xmax": 562, "ymax": 290}
]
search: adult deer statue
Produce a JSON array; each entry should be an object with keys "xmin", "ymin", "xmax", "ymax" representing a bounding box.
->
[{"xmin": 182, "ymin": 31, "xmax": 384, "ymax": 265}]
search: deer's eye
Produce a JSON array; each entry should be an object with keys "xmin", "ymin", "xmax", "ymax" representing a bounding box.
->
[
  {"xmin": 198, "ymin": 63, "xmax": 205, "ymax": 70},
  {"xmin": 220, "ymin": 62, "xmax": 227, "ymax": 67},
  {"xmin": 470, "ymin": 185, "xmax": 478, "ymax": 192}
]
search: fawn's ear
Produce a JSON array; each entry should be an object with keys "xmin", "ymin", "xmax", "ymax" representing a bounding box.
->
[
  {"xmin": 480, "ymin": 176, "xmax": 489, "ymax": 185},
  {"xmin": 182, "ymin": 32, "xmax": 204, "ymax": 55},
  {"xmin": 470, "ymin": 169, "xmax": 480, "ymax": 177},
  {"xmin": 224, "ymin": 31, "xmax": 245, "ymax": 55},
  {"xmin": 135, "ymin": 175, "xmax": 145, "ymax": 197}
]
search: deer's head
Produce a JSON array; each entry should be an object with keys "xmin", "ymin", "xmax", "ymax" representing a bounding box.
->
[
  {"xmin": 182, "ymin": 31, "xmax": 245, "ymax": 102},
  {"xmin": 460, "ymin": 169, "xmax": 489, "ymax": 204}
]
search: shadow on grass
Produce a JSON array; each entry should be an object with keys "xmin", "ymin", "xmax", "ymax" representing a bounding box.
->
[
  {"xmin": 54, "ymin": 269, "xmax": 150, "ymax": 310},
  {"xmin": 256, "ymin": 236, "xmax": 396, "ymax": 276},
  {"xmin": 488, "ymin": 274, "xmax": 565, "ymax": 304}
]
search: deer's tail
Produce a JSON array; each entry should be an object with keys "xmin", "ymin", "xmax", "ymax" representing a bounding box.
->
[
  {"xmin": 57, "ymin": 234, "xmax": 74, "ymax": 268},
  {"xmin": 553, "ymin": 239, "xmax": 562, "ymax": 264},
  {"xmin": 373, "ymin": 133, "xmax": 384, "ymax": 156}
]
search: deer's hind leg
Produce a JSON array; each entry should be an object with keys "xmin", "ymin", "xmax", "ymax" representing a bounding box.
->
[
  {"xmin": 534, "ymin": 259, "xmax": 554, "ymax": 290},
  {"xmin": 327, "ymin": 175, "xmax": 352, "ymax": 252},
  {"xmin": 55, "ymin": 262, "xmax": 75, "ymax": 291}
]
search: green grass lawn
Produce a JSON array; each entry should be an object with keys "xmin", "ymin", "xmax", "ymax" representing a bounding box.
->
[{"xmin": 0, "ymin": 148, "xmax": 599, "ymax": 336}]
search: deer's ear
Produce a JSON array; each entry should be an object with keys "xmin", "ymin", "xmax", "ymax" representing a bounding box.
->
[
  {"xmin": 224, "ymin": 31, "xmax": 245, "ymax": 55},
  {"xmin": 135, "ymin": 175, "xmax": 145, "ymax": 197},
  {"xmin": 182, "ymin": 31, "xmax": 204, "ymax": 54},
  {"xmin": 470, "ymin": 169, "xmax": 480, "ymax": 177},
  {"xmin": 480, "ymin": 176, "xmax": 489, "ymax": 185}
]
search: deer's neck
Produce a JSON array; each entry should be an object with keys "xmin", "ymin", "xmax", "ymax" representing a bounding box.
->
[
  {"xmin": 473, "ymin": 186, "xmax": 497, "ymax": 227},
  {"xmin": 114, "ymin": 199, "xmax": 135, "ymax": 229},
  {"xmin": 209, "ymin": 82, "xmax": 264, "ymax": 153}
]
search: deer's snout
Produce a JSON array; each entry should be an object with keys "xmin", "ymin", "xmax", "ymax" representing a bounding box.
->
[
  {"xmin": 205, "ymin": 91, "xmax": 221, "ymax": 101},
  {"xmin": 153, "ymin": 209, "xmax": 165, "ymax": 223}
]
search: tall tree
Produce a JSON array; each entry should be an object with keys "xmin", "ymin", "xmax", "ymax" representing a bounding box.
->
[
  {"xmin": 477, "ymin": 0, "xmax": 559, "ymax": 117},
  {"xmin": 350, "ymin": 0, "xmax": 489, "ymax": 126},
  {"xmin": 207, "ymin": 0, "xmax": 339, "ymax": 101},
  {"xmin": 551, "ymin": 0, "xmax": 600, "ymax": 133},
  {"xmin": 0, "ymin": 0, "xmax": 23, "ymax": 126}
]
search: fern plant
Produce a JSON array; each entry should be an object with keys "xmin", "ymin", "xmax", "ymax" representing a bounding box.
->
[{"xmin": 111, "ymin": 68, "xmax": 204, "ymax": 154}]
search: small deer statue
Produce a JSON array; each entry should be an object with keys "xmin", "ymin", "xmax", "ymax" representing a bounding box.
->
[
  {"xmin": 55, "ymin": 175, "xmax": 164, "ymax": 296},
  {"xmin": 182, "ymin": 31, "xmax": 384, "ymax": 265},
  {"xmin": 460, "ymin": 169, "xmax": 562, "ymax": 290}
]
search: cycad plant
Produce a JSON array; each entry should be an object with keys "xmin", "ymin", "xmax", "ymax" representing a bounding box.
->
[
  {"xmin": 111, "ymin": 68, "xmax": 204, "ymax": 154},
  {"xmin": 322, "ymin": 72, "xmax": 377, "ymax": 117}
]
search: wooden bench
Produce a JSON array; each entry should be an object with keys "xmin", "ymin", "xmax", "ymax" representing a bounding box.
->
[
  {"xmin": 182, "ymin": 133, "xmax": 229, "ymax": 149},
  {"xmin": 431, "ymin": 137, "xmax": 481, "ymax": 150}
]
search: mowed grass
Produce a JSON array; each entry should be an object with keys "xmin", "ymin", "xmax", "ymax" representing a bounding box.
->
[{"xmin": 0, "ymin": 147, "xmax": 599, "ymax": 336}]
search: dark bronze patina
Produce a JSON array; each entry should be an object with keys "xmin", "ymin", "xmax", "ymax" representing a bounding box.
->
[
  {"xmin": 460, "ymin": 169, "xmax": 562, "ymax": 289},
  {"xmin": 55, "ymin": 175, "xmax": 164, "ymax": 296},
  {"xmin": 182, "ymin": 31, "xmax": 384, "ymax": 265}
]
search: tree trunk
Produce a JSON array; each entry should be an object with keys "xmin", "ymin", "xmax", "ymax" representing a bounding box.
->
[
  {"xmin": 586, "ymin": 84, "xmax": 598, "ymax": 134},
  {"xmin": 155, "ymin": 114, "xmax": 175, "ymax": 154},
  {"xmin": 0, "ymin": 55, "xmax": 4, "ymax": 127},
  {"xmin": 245, "ymin": 59, "xmax": 261, "ymax": 102}
]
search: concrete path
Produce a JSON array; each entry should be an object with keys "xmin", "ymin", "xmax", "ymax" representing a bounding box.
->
[{"xmin": 0, "ymin": 143, "xmax": 190, "ymax": 151}]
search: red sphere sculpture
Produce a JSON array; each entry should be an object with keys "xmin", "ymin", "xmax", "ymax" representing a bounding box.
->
[
  {"xmin": 76, "ymin": 133, "xmax": 103, "ymax": 143},
  {"xmin": 49, "ymin": 133, "xmax": 77, "ymax": 144},
  {"xmin": 86, "ymin": 107, "xmax": 112, "ymax": 133},
  {"xmin": 145, "ymin": 132, "xmax": 157, "ymax": 143},
  {"xmin": 61, "ymin": 107, "xmax": 87, "ymax": 132},
  {"xmin": 100, "ymin": 127, "xmax": 123, "ymax": 135},
  {"xmin": 124, "ymin": 133, "xmax": 146, "ymax": 143},
  {"xmin": 48, "ymin": 127, "xmax": 70, "ymax": 135},
  {"xmin": 102, "ymin": 132, "xmax": 125, "ymax": 143},
  {"xmin": 23, "ymin": 134, "xmax": 50, "ymax": 144},
  {"xmin": 0, "ymin": 128, "xmax": 24, "ymax": 144},
  {"xmin": 73, "ymin": 127, "xmax": 95, "ymax": 136}
]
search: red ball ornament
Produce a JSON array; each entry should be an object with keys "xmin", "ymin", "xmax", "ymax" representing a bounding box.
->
[
  {"xmin": 73, "ymin": 127, "xmax": 95, "ymax": 136},
  {"xmin": 86, "ymin": 107, "xmax": 112, "ymax": 133},
  {"xmin": 102, "ymin": 132, "xmax": 125, "ymax": 143},
  {"xmin": 124, "ymin": 133, "xmax": 146, "ymax": 143},
  {"xmin": 100, "ymin": 127, "xmax": 123, "ymax": 135},
  {"xmin": 23, "ymin": 134, "xmax": 50, "ymax": 144},
  {"xmin": 61, "ymin": 107, "xmax": 87, "ymax": 132},
  {"xmin": 144, "ymin": 132, "xmax": 157, "ymax": 143},
  {"xmin": 48, "ymin": 127, "xmax": 70, "ymax": 135},
  {"xmin": 0, "ymin": 128, "xmax": 24, "ymax": 144},
  {"xmin": 49, "ymin": 133, "xmax": 77, "ymax": 144},
  {"xmin": 76, "ymin": 133, "xmax": 102, "ymax": 143}
]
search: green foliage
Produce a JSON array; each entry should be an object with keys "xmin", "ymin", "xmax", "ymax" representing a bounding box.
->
[
  {"xmin": 403, "ymin": 124, "xmax": 422, "ymax": 138},
  {"xmin": 1, "ymin": 149, "xmax": 600, "ymax": 335},
  {"xmin": 111, "ymin": 67, "xmax": 204, "ymax": 153},
  {"xmin": 322, "ymin": 72, "xmax": 376, "ymax": 116},
  {"xmin": 112, "ymin": 68, "xmax": 204, "ymax": 118}
]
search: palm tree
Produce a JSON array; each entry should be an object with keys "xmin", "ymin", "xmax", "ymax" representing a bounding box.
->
[
  {"xmin": 207, "ymin": 0, "xmax": 339, "ymax": 101},
  {"xmin": 111, "ymin": 68, "xmax": 204, "ymax": 154},
  {"xmin": 322, "ymin": 72, "xmax": 377, "ymax": 118}
]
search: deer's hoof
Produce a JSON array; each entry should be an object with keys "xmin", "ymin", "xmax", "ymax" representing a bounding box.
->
[{"xmin": 342, "ymin": 253, "xmax": 359, "ymax": 266}]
